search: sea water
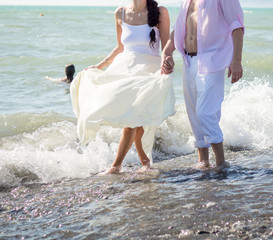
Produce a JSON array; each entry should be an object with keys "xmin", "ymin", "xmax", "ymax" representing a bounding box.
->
[{"xmin": 0, "ymin": 5, "xmax": 272, "ymax": 239}]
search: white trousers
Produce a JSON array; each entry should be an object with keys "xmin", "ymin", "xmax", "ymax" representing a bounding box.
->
[{"xmin": 182, "ymin": 56, "xmax": 225, "ymax": 148}]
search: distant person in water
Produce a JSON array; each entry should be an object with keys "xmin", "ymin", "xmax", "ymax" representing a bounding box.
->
[{"xmin": 45, "ymin": 64, "xmax": 75, "ymax": 83}]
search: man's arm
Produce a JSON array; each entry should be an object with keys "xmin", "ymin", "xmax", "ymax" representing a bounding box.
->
[
  {"xmin": 161, "ymin": 30, "xmax": 176, "ymax": 74},
  {"xmin": 228, "ymin": 28, "xmax": 244, "ymax": 84},
  {"xmin": 219, "ymin": 0, "xmax": 244, "ymax": 83}
]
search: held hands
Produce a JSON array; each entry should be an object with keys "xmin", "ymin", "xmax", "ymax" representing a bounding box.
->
[
  {"xmin": 228, "ymin": 60, "xmax": 243, "ymax": 84},
  {"xmin": 161, "ymin": 56, "xmax": 175, "ymax": 75}
]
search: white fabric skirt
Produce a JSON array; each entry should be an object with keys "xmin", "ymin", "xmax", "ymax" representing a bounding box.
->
[{"xmin": 70, "ymin": 51, "xmax": 175, "ymax": 161}]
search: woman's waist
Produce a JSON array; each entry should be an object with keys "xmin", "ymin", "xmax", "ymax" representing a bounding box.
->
[
  {"xmin": 104, "ymin": 50, "xmax": 161, "ymax": 75},
  {"xmin": 123, "ymin": 45, "xmax": 160, "ymax": 57}
]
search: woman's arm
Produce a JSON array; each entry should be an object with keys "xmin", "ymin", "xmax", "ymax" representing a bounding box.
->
[
  {"xmin": 161, "ymin": 30, "xmax": 175, "ymax": 74},
  {"xmin": 158, "ymin": 7, "xmax": 175, "ymax": 75},
  {"xmin": 86, "ymin": 7, "xmax": 124, "ymax": 70},
  {"xmin": 158, "ymin": 6, "xmax": 170, "ymax": 50},
  {"xmin": 45, "ymin": 76, "xmax": 67, "ymax": 82}
]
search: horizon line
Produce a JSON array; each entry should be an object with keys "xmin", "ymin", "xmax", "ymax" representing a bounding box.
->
[{"xmin": 1, "ymin": 5, "xmax": 272, "ymax": 9}]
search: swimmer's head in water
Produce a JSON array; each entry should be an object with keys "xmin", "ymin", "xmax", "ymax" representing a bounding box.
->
[{"xmin": 65, "ymin": 64, "xmax": 75, "ymax": 81}]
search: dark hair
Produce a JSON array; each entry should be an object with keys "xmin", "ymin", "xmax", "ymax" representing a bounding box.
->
[
  {"xmin": 147, "ymin": 0, "xmax": 160, "ymax": 47},
  {"xmin": 65, "ymin": 63, "xmax": 75, "ymax": 82}
]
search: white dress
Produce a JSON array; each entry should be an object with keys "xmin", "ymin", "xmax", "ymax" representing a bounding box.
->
[{"xmin": 70, "ymin": 13, "xmax": 175, "ymax": 161}]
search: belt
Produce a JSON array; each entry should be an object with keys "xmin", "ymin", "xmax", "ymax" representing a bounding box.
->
[{"xmin": 184, "ymin": 49, "xmax": 197, "ymax": 57}]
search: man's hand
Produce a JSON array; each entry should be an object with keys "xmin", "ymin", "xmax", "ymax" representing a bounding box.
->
[
  {"xmin": 161, "ymin": 56, "xmax": 175, "ymax": 75},
  {"xmin": 228, "ymin": 60, "xmax": 243, "ymax": 84},
  {"xmin": 229, "ymin": 28, "xmax": 244, "ymax": 84}
]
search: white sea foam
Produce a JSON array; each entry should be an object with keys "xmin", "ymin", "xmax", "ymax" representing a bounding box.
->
[
  {"xmin": 0, "ymin": 121, "xmax": 138, "ymax": 187},
  {"xmin": 221, "ymin": 80, "xmax": 273, "ymax": 149},
  {"xmin": 154, "ymin": 104, "xmax": 195, "ymax": 157}
]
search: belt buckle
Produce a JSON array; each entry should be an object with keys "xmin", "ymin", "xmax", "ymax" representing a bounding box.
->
[{"xmin": 184, "ymin": 49, "xmax": 197, "ymax": 57}]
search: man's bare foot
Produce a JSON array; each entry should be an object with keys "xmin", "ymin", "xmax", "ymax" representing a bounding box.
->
[
  {"xmin": 214, "ymin": 161, "xmax": 230, "ymax": 173},
  {"xmin": 194, "ymin": 160, "xmax": 211, "ymax": 170}
]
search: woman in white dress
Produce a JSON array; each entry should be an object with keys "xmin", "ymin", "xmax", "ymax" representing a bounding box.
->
[{"xmin": 70, "ymin": 0, "xmax": 175, "ymax": 173}]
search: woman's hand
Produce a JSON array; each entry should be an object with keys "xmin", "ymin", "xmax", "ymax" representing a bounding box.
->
[
  {"xmin": 84, "ymin": 65, "xmax": 99, "ymax": 71},
  {"xmin": 161, "ymin": 55, "xmax": 175, "ymax": 75},
  {"xmin": 161, "ymin": 31, "xmax": 176, "ymax": 75}
]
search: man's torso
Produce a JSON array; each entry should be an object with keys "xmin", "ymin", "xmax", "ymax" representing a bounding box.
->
[{"xmin": 185, "ymin": 0, "xmax": 200, "ymax": 53}]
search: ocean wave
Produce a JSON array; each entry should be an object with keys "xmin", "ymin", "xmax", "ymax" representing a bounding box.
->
[
  {"xmin": 222, "ymin": 80, "xmax": 273, "ymax": 149},
  {"xmin": 0, "ymin": 112, "xmax": 75, "ymax": 138},
  {"xmin": 0, "ymin": 121, "xmax": 136, "ymax": 188},
  {"xmin": 243, "ymin": 10, "xmax": 253, "ymax": 14}
]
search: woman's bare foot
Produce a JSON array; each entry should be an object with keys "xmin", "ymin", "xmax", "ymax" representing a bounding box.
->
[
  {"xmin": 136, "ymin": 161, "xmax": 151, "ymax": 173},
  {"xmin": 106, "ymin": 166, "xmax": 122, "ymax": 174}
]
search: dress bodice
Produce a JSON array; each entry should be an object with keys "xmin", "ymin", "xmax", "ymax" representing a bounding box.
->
[{"xmin": 120, "ymin": 12, "xmax": 160, "ymax": 56}]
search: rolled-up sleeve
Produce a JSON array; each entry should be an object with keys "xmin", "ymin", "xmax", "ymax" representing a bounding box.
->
[{"xmin": 219, "ymin": 0, "xmax": 245, "ymax": 33}]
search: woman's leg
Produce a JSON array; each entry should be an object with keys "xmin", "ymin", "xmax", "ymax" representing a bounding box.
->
[
  {"xmin": 108, "ymin": 127, "xmax": 137, "ymax": 173},
  {"xmin": 134, "ymin": 127, "xmax": 150, "ymax": 168}
]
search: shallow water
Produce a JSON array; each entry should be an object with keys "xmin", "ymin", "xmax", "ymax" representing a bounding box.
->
[
  {"xmin": 0, "ymin": 5, "xmax": 273, "ymax": 240},
  {"xmin": 1, "ymin": 152, "xmax": 272, "ymax": 239}
]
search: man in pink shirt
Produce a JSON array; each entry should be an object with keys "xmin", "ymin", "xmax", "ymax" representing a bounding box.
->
[{"xmin": 161, "ymin": 0, "xmax": 244, "ymax": 170}]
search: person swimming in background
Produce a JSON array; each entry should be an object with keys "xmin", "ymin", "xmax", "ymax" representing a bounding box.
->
[{"xmin": 45, "ymin": 63, "xmax": 75, "ymax": 83}]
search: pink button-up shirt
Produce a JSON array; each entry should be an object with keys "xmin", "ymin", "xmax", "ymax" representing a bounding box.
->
[{"xmin": 174, "ymin": 0, "xmax": 245, "ymax": 74}]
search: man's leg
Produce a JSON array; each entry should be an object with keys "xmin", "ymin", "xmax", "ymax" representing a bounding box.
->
[
  {"xmin": 198, "ymin": 147, "xmax": 209, "ymax": 168},
  {"xmin": 182, "ymin": 57, "xmax": 211, "ymax": 165},
  {"xmin": 211, "ymin": 142, "xmax": 226, "ymax": 166},
  {"xmin": 195, "ymin": 70, "xmax": 229, "ymax": 168}
]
